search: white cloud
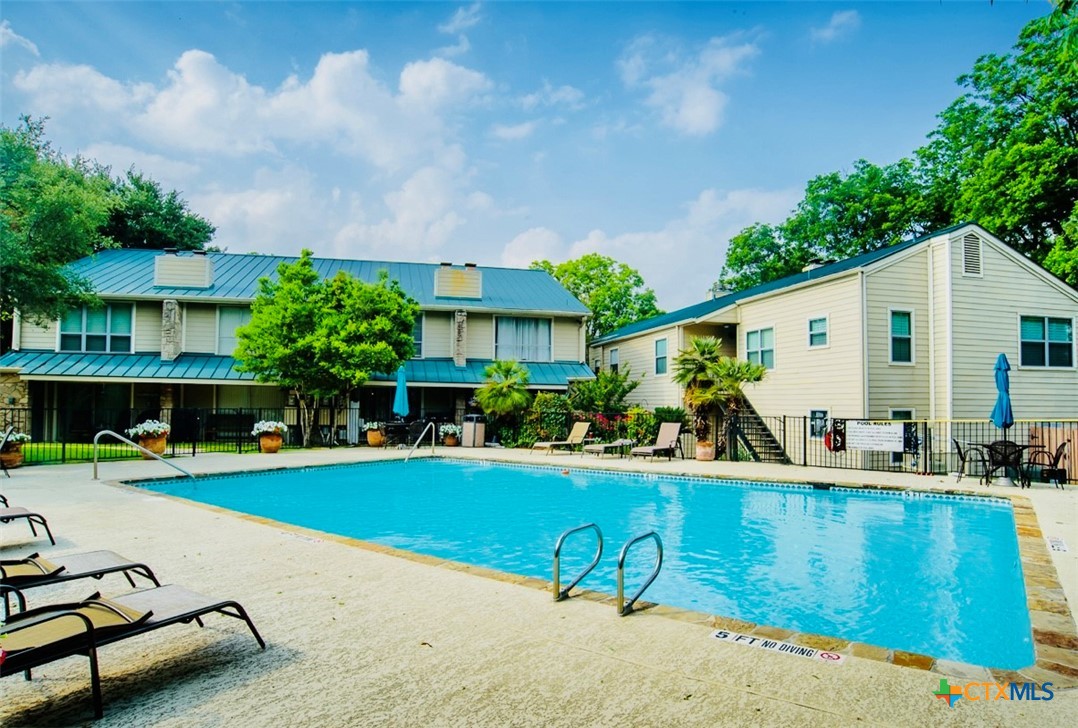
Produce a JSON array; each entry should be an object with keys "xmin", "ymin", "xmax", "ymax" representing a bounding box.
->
[
  {"xmin": 500, "ymin": 227, "xmax": 565, "ymax": 268},
  {"xmin": 81, "ymin": 142, "xmax": 200, "ymax": 185},
  {"xmin": 15, "ymin": 48, "xmax": 491, "ymax": 172},
  {"xmin": 520, "ymin": 81, "xmax": 585, "ymax": 111},
  {"xmin": 810, "ymin": 11, "xmax": 861, "ymax": 44},
  {"xmin": 0, "ymin": 20, "xmax": 39, "ymax": 56},
  {"xmin": 619, "ymin": 34, "xmax": 759, "ymax": 137},
  {"xmin": 436, "ymin": 34, "xmax": 472, "ymax": 58},
  {"xmin": 564, "ymin": 187, "xmax": 799, "ymax": 308},
  {"xmin": 438, "ymin": 3, "xmax": 482, "ymax": 34},
  {"xmin": 491, "ymin": 121, "xmax": 538, "ymax": 140}
]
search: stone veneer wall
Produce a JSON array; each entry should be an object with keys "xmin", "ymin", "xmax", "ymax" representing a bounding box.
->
[{"xmin": 0, "ymin": 373, "xmax": 29, "ymax": 408}]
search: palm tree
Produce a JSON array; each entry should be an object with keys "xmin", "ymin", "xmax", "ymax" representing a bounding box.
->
[
  {"xmin": 672, "ymin": 337, "xmax": 724, "ymax": 447},
  {"xmin": 475, "ymin": 360, "xmax": 533, "ymax": 420}
]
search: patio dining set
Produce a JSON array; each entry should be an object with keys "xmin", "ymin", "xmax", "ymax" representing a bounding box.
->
[{"xmin": 954, "ymin": 438, "xmax": 1069, "ymax": 489}]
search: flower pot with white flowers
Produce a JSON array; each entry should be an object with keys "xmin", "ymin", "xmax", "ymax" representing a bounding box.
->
[
  {"xmin": 252, "ymin": 420, "xmax": 288, "ymax": 453},
  {"xmin": 365, "ymin": 422, "xmax": 385, "ymax": 447},
  {"xmin": 1, "ymin": 431, "xmax": 30, "ymax": 468},
  {"xmin": 126, "ymin": 420, "xmax": 171, "ymax": 459},
  {"xmin": 439, "ymin": 423, "xmax": 462, "ymax": 447}
]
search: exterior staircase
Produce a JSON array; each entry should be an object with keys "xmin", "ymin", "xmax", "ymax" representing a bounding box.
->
[{"xmin": 729, "ymin": 401, "xmax": 791, "ymax": 464}]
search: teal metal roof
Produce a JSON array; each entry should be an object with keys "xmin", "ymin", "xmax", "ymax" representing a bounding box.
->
[
  {"xmin": 593, "ymin": 223, "xmax": 978, "ymax": 344},
  {"xmin": 66, "ymin": 250, "xmax": 589, "ymax": 314},
  {"xmin": 0, "ymin": 351, "xmax": 594, "ymax": 388}
]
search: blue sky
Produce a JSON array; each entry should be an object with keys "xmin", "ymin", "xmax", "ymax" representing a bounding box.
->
[{"xmin": 0, "ymin": 1, "xmax": 1049, "ymax": 309}]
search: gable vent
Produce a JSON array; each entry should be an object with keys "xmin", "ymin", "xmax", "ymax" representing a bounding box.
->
[{"xmin": 961, "ymin": 233, "xmax": 983, "ymax": 277}]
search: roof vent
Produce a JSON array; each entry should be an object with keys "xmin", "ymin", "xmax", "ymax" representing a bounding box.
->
[
  {"xmin": 154, "ymin": 251, "xmax": 214, "ymax": 289},
  {"xmin": 962, "ymin": 232, "xmax": 983, "ymax": 277},
  {"xmin": 434, "ymin": 263, "xmax": 482, "ymax": 299},
  {"xmin": 802, "ymin": 260, "xmax": 824, "ymax": 272}
]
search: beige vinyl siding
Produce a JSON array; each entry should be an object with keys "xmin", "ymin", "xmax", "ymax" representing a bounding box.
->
[
  {"xmin": 741, "ymin": 274, "xmax": 864, "ymax": 418},
  {"xmin": 949, "ymin": 232, "xmax": 1078, "ymax": 419},
  {"xmin": 680, "ymin": 323, "xmax": 735, "ymax": 356},
  {"xmin": 466, "ymin": 313, "xmax": 494, "ymax": 359},
  {"xmin": 135, "ymin": 302, "xmax": 161, "ymax": 352},
  {"xmin": 423, "ymin": 311, "xmax": 453, "ymax": 358},
  {"xmin": 553, "ymin": 319, "xmax": 581, "ymax": 361},
  {"xmin": 184, "ymin": 304, "xmax": 217, "ymax": 354},
  {"xmin": 930, "ymin": 239, "xmax": 951, "ymax": 419},
  {"xmin": 19, "ymin": 320, "xmax": 57, "ymax": 350},
  {"xmin": 864, "ymin": 250, "xmax": 931, "ymax": 419},
  {"xmin": 604, "ymin": 325, "xmax": 683, "ymax": 408}
]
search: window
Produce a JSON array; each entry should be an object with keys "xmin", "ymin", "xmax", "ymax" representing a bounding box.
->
[
  {"xmin": 746, "ymin": 327, "xmax": 774, "ymax": 369},
  {"xmin": 60, "ymin": 304, "xmax": 132, "ymax": 353},
  {"xmin": 412, "ymin": 314, "xmax": 424, "ymax": 358},
  {"xmin": 609, "ymin": 348, "xmax": 619, "ymax": 374},
  {"xmin": 808, "ymin": 317, "xmax": 828, "ymax": 348},
  {"xmin": 809, "ymin": 410, "xmax": 829, "ymax": 439},
  {"xmin": 890, "ymin": 310, "xmax": 913, "ymax": 364},
  {"xmin": 655, "ymin": 338, "xmax": 668, "ymax": 375},
  {"xmin": 1020, "ymin": 316, "xmax": 1073, "ymax": 368},
  {"xmin": 495, "ymin": 317, "xmax": 551, "ymax": 361},
  {"xmin": 217, "ymin": 307, "xmax": 252, "ymax": 355}
]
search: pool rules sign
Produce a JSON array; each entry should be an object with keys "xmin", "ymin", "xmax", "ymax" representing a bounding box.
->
[
  {"xmin": 828, "ymin": 419, "xmax": 918, "ymax": 453},
  {"xmin": 713, "ymin": 630, "xmax": 846, "ymax": 664}
]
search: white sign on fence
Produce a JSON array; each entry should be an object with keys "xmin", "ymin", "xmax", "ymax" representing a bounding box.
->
[{"xmin": 844, "ymin": 421, "xmax": 905, "ymax": 452}]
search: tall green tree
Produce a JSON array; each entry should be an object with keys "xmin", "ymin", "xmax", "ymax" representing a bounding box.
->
[
  {"xmin": 530, "ymin": 254, "xmax": 663, "ymax": 342},
  {"xmin": 102, "ymin": 171, "xmax": 215, "ymax": 250},
  {"xmin": 716, "ymin": 223, "xmax": 806, "ymax": 293},
  {"xmin": 0, "ymin": 117, "xmax": 114, "ymax": 351},
  {"xmin": 235, "ymin": 250, "xmax": 418, "ymax": 446}
]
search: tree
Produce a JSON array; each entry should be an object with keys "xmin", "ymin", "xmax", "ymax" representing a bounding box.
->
[
  {"xmin": 102, "ymin": 171, "xmax": 215, "ymax": 250},
  {"xmin": 235, "ymin": 250, "xmax": 419, "ymax": 446},
  {"xmin": 0, "ymin": 117, "xmax": 114, "ymax": 345},
  {"xmin": 716, "ymin": 223, "xmax": 806, "ymax": 293},
  {"xmin": 530, "ymin": 254, "xmax": 663, "ymax": 342},
  {"xmin": 474, "ymin": 360, "xmax": 533, "ymax": 421},
  {"xmin": 567, "ymin": 366, "xmax": 640, "ymax": 414}
]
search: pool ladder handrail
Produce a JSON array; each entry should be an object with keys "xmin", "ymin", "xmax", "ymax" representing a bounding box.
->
[
  {"xmin": 404, "ymin": 421, "xmax": 436, "ymax": 462},
  {"xmin": 552, "ymin": 523, "xmax": 603, "ymax": 601},
  {"xmin": 617, "ymin": 531, "xmax": 663, "ymax": 616},
  {"xmin": 92, "ymin": 430, "xmax": 195, "ymax": 481}
]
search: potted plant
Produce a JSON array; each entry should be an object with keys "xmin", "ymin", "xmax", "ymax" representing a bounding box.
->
[
  {"xmin": 440, "ymin": 423, "xmax": 462, "ymax": 446},
  {"xmin": 365, "ymin": 422, "xmax": 384, "ymax": 447},
  {"xmin": 125, "ymin": 420, "xmax": 171, "ymax": 459},
  {"xmin": 252, "ymin": 420, "xmax": 288, "ymax": 453},
  {"xmin": 1, "ymin": 431, "xmax": 30, "ymax": 469}
]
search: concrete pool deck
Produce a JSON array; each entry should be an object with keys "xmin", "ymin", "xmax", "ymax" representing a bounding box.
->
[{"xmin": 0, "ymin": 447, "xmax": 1074, "ymax": 726}]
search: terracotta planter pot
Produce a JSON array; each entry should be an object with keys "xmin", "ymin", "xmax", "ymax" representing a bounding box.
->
[
  {"xmin": 139, "ymin": 436, "xmax": 168, "ymax": 459},
  {"xmin": 695, "ymin": 441, "xmax": 716, "ymax": 461},
  {"xmin": 366, "ymin": 430, "xmax": 385, "ymax": 448},
  {"xmin": 259, "ymin": 433, "xmax": 283, "ymax": 453},
  {"xmin": 0, "ymin": 444, "xmax": 24, "ymax": 469},
  {"xmin": 443, "ymin": 434, "xmax": 459, "ymax": 447}
]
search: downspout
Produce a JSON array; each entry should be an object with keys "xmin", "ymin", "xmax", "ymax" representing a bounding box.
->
[
  {"xmin": 927, "ymin": 243, "xmax": 936, "ymax": 420},
  {"xmin": 860, "ymin": 270, "xmax": 869, "ymax": 419},
  {"xmin": 944, "ymin": 236, "xmax": 954, "ymax": 420}
]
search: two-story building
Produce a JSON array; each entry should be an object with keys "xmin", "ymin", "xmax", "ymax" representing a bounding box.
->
[
  {"xmin": 589, "ymin": 223, "xmax": 1077, "ymax": 467},
  {"xmin": 0, "ymin": 249, "xmax": 593, "ymax": 442}
]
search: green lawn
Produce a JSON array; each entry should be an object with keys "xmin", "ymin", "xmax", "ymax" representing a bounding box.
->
[{"xmin": 19, "ymin": 439, "xmax": 284, "ymax": 464}]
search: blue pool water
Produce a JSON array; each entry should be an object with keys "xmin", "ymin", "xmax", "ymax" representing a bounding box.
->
[{"xmin": 143, "ymin": 459, "xmax": 1034, "ymax": 668}]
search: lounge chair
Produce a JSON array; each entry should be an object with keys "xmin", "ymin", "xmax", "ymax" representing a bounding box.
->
[
  {"xmin": 0, "ymin": 505, "xmax": 55, "ymax": 545},
  {"xmin": 2, "ymin": 551, "xmax": 161, "ymax": 618},
  {"xmin": 0, "ymin": 584, "xmax": 265, "ymax": 719},
  {"xmin": 583, "ymin": 438, "xmax": 635, "ymax": 458},
  {"xmin": 630, "ymin": 422, "xmax": 685, "ymax": 460},
  {"xmin": 532, "ymin": 422, "xmax": 591, "ymax": 454},
  {"xmin": 952, "ymin": 439, "xmax": 988, "ymax": 483}
]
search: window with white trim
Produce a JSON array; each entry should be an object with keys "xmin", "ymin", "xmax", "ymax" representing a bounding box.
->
[
  {"xmin": 1020, "ymin": 316, "xmax": 1073, "ymax": 368},
  {"xmin": 495, "ymin": 317, "xmax": 551, "ymax": 361},
  {"xmin": 808, "ymin": 317, "xmax": 828, "ymax": 348},
  {"xmin": 218, "ymin": 307, "xmax": 252, "ymax": 355},
  {"xmin": 60, "ymin": 304, "xmax": 133, "ymax": 353},
  {"xmin": 746, "ymin": 327, "xmax": 774, "ymax": 369},
  {"xmin": 655, "ymin": 338, "xmax": 668, "ymax": 375},
  {"xmin": 809, "ymin": 409, "xmax": 829, "ymax": 439},
  {"xmin": 412, "ymin": 314, "xmax": 424, "ymax": 358},
  {"xmin": 890, "ymin": 311, "xmax": 913, "ymax": 364},
  {"xmin": 609, "ymin": 348, "xmax": 619, "ymax": 374}
]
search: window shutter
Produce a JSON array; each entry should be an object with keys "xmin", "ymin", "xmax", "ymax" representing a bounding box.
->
[{"xmin": 962, "ymin": 233, "xmax": 982, "ymax": 276}]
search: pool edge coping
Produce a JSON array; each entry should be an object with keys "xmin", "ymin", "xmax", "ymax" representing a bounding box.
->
[{"xmin": 110, "ymin": 456, "xmax": 1078, "ymax": 688}]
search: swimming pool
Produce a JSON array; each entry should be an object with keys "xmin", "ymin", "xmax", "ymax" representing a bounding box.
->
[{"xmin": 142, "ymin": 459, "xmax": 1034, "ymax": 668}]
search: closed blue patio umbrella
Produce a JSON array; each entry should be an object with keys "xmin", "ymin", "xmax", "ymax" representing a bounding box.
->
[
  {"xmin": 392, "ymin": 365, "xmax": 410, "ymax": 418},
  {"xmin": 990, "ymin": 353, "xmax": 1014, "ymax": 430}
]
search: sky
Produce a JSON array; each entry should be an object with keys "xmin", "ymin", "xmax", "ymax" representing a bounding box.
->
[{"xmin": 0, "ymin": 1, "xmax": 1051, "ymax": 310}]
